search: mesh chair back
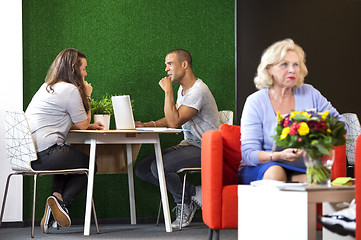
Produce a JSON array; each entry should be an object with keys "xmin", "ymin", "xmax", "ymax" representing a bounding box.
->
[
  {"xmin": 218, "ymin": 110, "xmax": 233, "ymax": 125},
  {"xmin": 4, "ymin": 111, "xmax": 37, "ymax": 171},
  {"xmin": 341, "ymin": 112, "xmax": 361, "ymax": 165}
]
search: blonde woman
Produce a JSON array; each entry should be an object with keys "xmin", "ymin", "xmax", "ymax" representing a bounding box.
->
[{"xmin": 238, "ymin": 39, "xmax": 348, "ymax": 184}]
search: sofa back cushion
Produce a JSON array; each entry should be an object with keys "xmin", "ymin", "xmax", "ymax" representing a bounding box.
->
[{"xmin": 219, "ymin": 124, "xmax": 242, "ymax": 185}]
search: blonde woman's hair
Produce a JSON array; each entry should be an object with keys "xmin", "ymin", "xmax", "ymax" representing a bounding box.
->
[{"xmin": 254, "ymin": 38, "xmax": 308, "ymax": 90}]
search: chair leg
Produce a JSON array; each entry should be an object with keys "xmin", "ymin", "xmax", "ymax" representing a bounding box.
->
[
  {"xmin": 208, "ymin": 228, "xmax": 220, "ymax": 240},
  {"xmin": 31, "ymin": 174, "xmax": 38, "ymax": 238},
  {"xmin": 156, "ymin": 200, "xmax": 162, "ymax": 226},
  {"xmin": 0, "ymin": 173, "xmax": 15, "ymax": 228},
  {"xmin": 179, "ymin": 173, "xmax": 188, "ymax": 231},
  {"xmin": 208, "ymin": 228, "xmax": 213, "ymax": 240},
  {"xmin": 92, "ymin": 198, "xmax": 100, "ymax": 234},
  {"xmin": 214, "ymin": 229, "xmax": 220, "ymax": 240}
]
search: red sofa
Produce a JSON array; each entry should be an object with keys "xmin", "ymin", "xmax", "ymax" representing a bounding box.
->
[
  {"xmin": 355, "ymin": 135, "xmax": 361, "ymax": 239},
  {"xmin": 201, "ymin": 124, "xmax": 346, "ymax": 239}
]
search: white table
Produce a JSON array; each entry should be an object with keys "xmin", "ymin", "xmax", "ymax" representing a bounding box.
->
[
  {"xmin": 238, "ymin": 184, "xmax": 355, "ymax": 240},
  {"xmin": 67, "ymin": 129, "xmax": 181, "ymax": 235}
]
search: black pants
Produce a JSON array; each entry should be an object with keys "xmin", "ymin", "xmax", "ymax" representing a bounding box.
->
[
  {"xmin": 135, "ymin": 145, "xmax": 201, "ymax": 204},
  {"xmin": 31, "ymin": 144, "xmax": 95, "ymax": 208}
]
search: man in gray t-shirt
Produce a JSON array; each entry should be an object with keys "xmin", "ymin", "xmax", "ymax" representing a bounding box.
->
[{"xmin": 135, "ymin": 49, "xmax": 220, "ymax": 229}]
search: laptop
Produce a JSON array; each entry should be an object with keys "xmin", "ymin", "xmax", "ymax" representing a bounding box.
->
[{"xmin": 112, "ymin": 95, "xmax": 135, "ymax": 130}]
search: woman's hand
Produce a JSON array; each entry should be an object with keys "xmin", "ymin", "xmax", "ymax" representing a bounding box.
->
[
  {"xmin": 88, "ymin": 121, "xmax": 104, "ymax": 130},
  {"xmin": 83, "ymin": 80, "xmax": 93, "ymax": 97},
  {"xmin": 280, "ymin": 148, "xmax": 304, "ymax": 162}
]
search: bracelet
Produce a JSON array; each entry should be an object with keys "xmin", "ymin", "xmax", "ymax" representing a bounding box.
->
[
  {"xmin": 269, "ymin": 152, "xmax": 273, "ymax": 162},
  {"xmin": 151, "ymin": 121, "xmax": 156, "ymax": 127}
]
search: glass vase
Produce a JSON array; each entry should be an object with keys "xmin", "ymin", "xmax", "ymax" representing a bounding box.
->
[{"xmin": 303, "ymin": 150, "xmax": 335, "ymax": 186}]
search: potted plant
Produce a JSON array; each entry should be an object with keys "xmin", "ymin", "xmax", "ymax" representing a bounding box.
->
[{"xmin": 91, "ymin": 94, "xmax": 114, "ymax": 130}]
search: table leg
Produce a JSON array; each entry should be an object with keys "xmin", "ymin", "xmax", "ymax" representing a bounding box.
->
[
  {"xmin": 84, "ymin": 139, "xmax": 97, "ymax": 236},
  {"xmin": 126, "ymin": 144, "xmax": 136, "ymax": 224},
  {"xmin": 154, "ymin": 139, "xmax": 172, "ymax": 232},
  {"xmin": 308, "ymin": 202, "xmax": 317, "ymax": 240}
]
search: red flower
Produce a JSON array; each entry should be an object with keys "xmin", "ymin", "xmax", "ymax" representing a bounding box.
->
[
  {"xmin": 289, "ymin": 122, "xmax": 300, "ymax": 135},
  {"xmin": 282, "ymin": 116, "xmax": 291, "ymax": 127},
  {"xmin": 297, "ymin": 137, "xmax": 303, "ymax": 142},
  {"xmin": 319, "ymin": 120, "xmax": 327, "ymax": 130},
  {"xmin": 307, "ymin": 120, "xmax": 321, "ymax": 131}
]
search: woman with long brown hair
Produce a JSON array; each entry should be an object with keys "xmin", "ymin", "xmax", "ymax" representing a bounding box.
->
[{"xmin": 26, "ymin": 48, "xmax": 103, "ymax": 234}]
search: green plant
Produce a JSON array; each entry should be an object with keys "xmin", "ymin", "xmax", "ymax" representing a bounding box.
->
[{"xmin": 91, "ymin": 94, "xmax": 114, "ymax": 115}]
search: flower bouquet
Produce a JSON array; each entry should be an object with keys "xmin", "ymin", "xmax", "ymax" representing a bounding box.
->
[{"xmin": 273, "ymin": 110, "xmax": 346, "ymax": 184}]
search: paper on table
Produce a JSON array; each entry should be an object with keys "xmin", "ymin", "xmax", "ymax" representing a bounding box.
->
[
  {"xmin": 135, "ymin": 127, "xmax": 190, "ymax": 132},
  {"xmin": 332, "ymin": 177, "xmax": 354, "ymax": 186},
  {"xmin": 250, "ymin": 179, "xmax": 306, "ymax": 188}
]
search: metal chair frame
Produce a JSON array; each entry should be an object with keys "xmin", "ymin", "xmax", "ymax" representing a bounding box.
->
[
  {"xmin": 156, "ymin": 168, "xmax": 201, "ymax": 230},
  {"xmin": 0, "ymin": 110, "xmax": 99, "ymax": 238},
  {"xmin": 0, "ymin": 170, "xmax": 99, "ymax": 238}
]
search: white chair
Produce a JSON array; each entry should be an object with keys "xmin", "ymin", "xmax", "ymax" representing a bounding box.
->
[
  {"xmin": 218, "ymin": 110, "xmax": 233, "ymax": 125},
  {"xmin": 156, "ymin": 110, "xmax": 234, "ymax": 230},
  {"xmin": 0, "ymin": 111, "xmax": 99, "ymax": 238},
  {"xmin": 341, "ymin": 113, "xmax": 361, "ymax": 176}
]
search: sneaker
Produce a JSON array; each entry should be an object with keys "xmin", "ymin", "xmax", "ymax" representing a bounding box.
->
[
  {"xmin": 47, "ymin": 196, "xmax": 71, "ymax": 228},
  {"xmin": 317, "ymin": 199, "xmax": 356, "ymax": 237},
  {"xmin": 171, "ymin": 202, "xmax": 197, "ymax": 228},
  {"xmin": 40, "ymin": 202, "xmax": 58, "ymax": 233},
  {"xmin": 191, "ymin": 186, "xmax": 202, "ymax": 209}
]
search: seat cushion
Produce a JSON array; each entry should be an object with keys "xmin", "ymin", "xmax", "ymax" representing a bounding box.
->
[{"xmin": 219, "ymin": 124, "xmax": 242, "ymax": 185}]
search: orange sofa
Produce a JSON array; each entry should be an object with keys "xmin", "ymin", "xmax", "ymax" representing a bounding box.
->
[
  {"xmin": 201, "ymin": 124, "xmax": 346, "ymax": 239},
  {"xmin": 355, "ymin": 135, "xmax": 361, "ymax": 239}
]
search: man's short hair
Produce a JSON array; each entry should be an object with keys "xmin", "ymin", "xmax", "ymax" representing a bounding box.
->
[{"xmin": 167, "ymin": 49, "xmax": 192, "ymax": 68}]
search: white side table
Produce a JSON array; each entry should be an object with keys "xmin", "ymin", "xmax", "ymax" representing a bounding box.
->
[{"xmin": 238, "ymin": 184, "xmax": 355, "ymax": 240}]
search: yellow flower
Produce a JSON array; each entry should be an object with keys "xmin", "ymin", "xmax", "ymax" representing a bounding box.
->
[
  {"xmin": 277, "ymin": 112, "xmax": 283, "ymax": 123},
  {"xmin": 301, "ymin": 111, "xmax": 311, "ymax": 118},
  {"xmin": 298, "ymin": 122, "xmax": 310, "ymax": 136},
  {"xmin": 280, "ymin": 127, "xmax": 290, "ymax": 140},
  {"xmin": 290, "ymin": 111, "xmax": 299, "ymax": 118},
  {"xmin": 320, "ymin": 110, "xmax": 330, "ymax": 120}
]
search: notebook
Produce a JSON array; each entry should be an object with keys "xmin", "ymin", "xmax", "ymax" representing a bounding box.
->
[{"xmin": 112, "ymin": 95, "xmax": 135, "ymax": 130}]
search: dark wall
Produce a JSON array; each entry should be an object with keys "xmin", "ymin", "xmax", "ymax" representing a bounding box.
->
[
  {"xmin": 236, "ymin": 0, "xmax": 361, "ymax": 124},
  {"xmin": 22, "ymin": 1, "xmax": 235, "ymax": 221}
]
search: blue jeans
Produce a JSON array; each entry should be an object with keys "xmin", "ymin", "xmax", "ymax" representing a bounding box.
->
[
  {"xmin": 135, "ymin": 145, "xmax": 201, "ymax": 204},
  {"xmin": 31, "ymin": 144, "xmax": 95, "ymax": 208}
]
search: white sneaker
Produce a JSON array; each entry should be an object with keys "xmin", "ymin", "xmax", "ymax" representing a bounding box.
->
[
  {"xmin": 318, "ymin": 199, "xmax": 356, "ymax": 237},
  {"xmin": 171, "ymin": 202, "xmax": 197, "ymax": 228},
  {"xmin": 191, "ymin": 186, "xmax": 202, "ymax": 209}
]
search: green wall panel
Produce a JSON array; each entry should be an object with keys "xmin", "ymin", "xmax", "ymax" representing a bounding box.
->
[{"xmin": 23, "ymin": 0, "xmax": 234, "ymax": 220}]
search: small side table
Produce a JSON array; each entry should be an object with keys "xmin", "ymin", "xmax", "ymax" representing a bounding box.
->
[{"xmin": 238, "ymin": 184, "xmax": 355, "ymax": 240}]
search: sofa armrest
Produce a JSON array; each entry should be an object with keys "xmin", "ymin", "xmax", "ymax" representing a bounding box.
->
[
  {"xmin": 355, "ymin": 135, "xmax": 361, "ymax": 238},
  {"xmin": 201, "ymin": 129, "xmax": 223, "ymax": 229},
  {"xmin": 332, "ymin": 144, "xmax": 346, "ymax": 179}
]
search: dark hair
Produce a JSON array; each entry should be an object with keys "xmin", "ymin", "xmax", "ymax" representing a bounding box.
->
[
  {"xmin": 167, "ymin": 49, "xmax": 193, "ymax": 69},
  {"xmin": 45, "ymin": 48, "xmax": 90, "ymax": 112}
]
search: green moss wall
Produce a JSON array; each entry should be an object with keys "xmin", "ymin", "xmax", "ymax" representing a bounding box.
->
[{"xmin": 22, "ymin": 0, "xmax": 234, "ymax": 221}]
